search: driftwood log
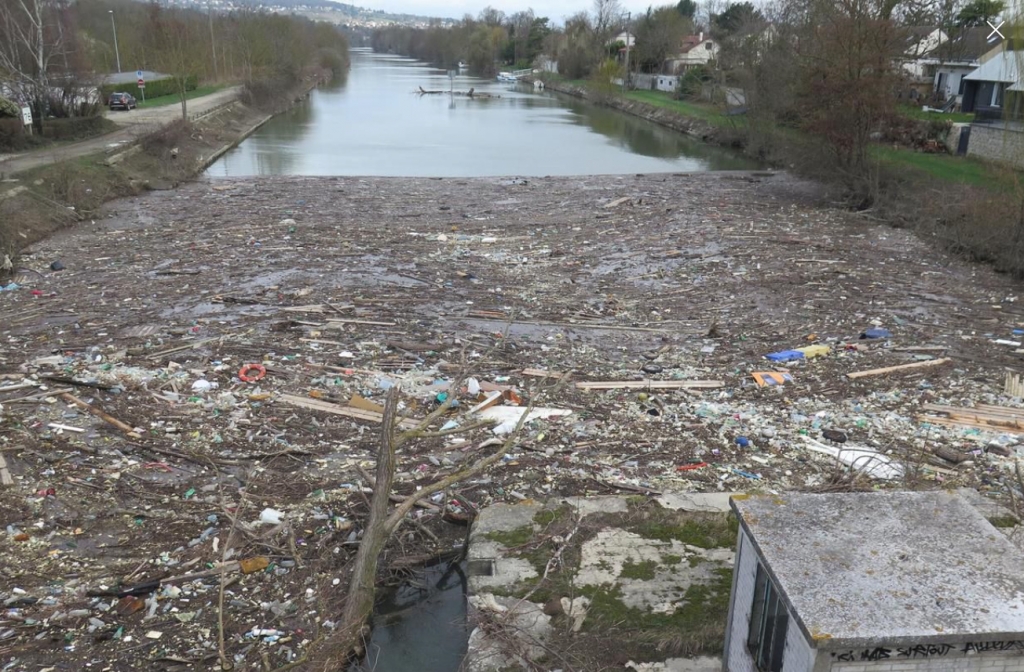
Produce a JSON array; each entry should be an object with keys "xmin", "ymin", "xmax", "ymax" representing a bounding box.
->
[{"xmin": 312, "ymin": 387, "xmax": 525, "ymax": 669}]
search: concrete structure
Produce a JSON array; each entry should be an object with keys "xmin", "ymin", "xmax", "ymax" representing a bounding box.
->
[
  {"xmin": 725, "ymin": 492, "xmax": 1024, "ymax": 672},
  {"xmin": 966, "ymin": 122, "xmax": 1024, "ymax": 168}
]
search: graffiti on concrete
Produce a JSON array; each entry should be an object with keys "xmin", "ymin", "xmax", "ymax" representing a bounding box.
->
[{"xmin": 831, "ymin": 641, "xmax": 1024, "ymax": 662}]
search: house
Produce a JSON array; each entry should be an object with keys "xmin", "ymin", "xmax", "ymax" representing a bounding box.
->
[
  {"xmin": 724, "ymin": 491, "xmax": 1024, "ymax": 672},
  {"xmin": 962, "ymin": 48, "xmax": 1022, "ymax": 119},
  {"xmin": 666, "ymin": 32, "xmax": 718, "ymax": 72},
  {"xmin": 901, "ymin": 26, "xmax": 947, "ymax": 81},
  {"xmin": 608, "ymin": 31, "xmax": 635, "ymax": 48},
  {"xmin": 914, "ymin": 27, "xmax": 999, "ymax": 103}
]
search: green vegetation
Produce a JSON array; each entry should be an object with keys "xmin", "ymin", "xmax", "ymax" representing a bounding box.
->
[
  {"xmin": 136, "ymin": 85, "xmax": 228, "ymax": 109},
  {"xmin": 485, "ymin": 525, "xmax": 535, "ymax": 547},
  {"xmin": 898, "ymin": 105, "xmax": 975, "ymax": 124},
  {"xmin": 619, "ymin": 559, "xmax": 659, "ymax": 580},
  {"xmin": 581, "ymin": 568, "xmax": 734, "ymax": 658},
  {"xmin": 624, "ymin": 89, "xmax": 723, "ymax": 124},
  {"xmin": 99, "ymin": 75, "xmax": 199, "ymax": 102},
  {"xmin": 873, "ymin": 146, "xmax": 1006, "ymax": 189},
  {"xmin": 628, "ymin": 507, "xmax": 738, "ymax": 549},
  {"xmin": 988, "ymin": 515, "xmax": 1021, "ymax": 529}
]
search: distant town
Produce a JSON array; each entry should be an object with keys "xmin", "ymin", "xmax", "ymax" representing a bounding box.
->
[{"xmin": 159, "ymin": 0, "xmax": 454, "ymax": 28}]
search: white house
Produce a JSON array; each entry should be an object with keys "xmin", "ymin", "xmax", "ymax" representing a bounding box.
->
[
  {"xmin": 725, "ymin": 491, "xmax": 1024, "ymax": 672},
  {"xmin": 666, "ymin": 32, "xmax": 718, "ymax": 72},
  {"xmin": 609, "ymin": 31, "xmax": 635, "ymax": 48}
]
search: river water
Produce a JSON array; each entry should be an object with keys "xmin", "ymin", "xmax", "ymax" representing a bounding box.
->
[{"xmin": 206, "ymin": 48, "xmax": 755, "ymax": 177}]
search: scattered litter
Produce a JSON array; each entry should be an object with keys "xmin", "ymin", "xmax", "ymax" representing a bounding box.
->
[
  {"xmin": 801, "ymin": 437, "xmax": 904, "ymax": 480},
  {"xmin": 259, "ymin": 508, "xmax": 285, "ymax": 525},
  {"xmin": 860, "ymin": 328, "xmax": 891, "ymax": 339},
  {"xmin": 752, "ymin": 372, "xmax": 792, "ymax": 387}
]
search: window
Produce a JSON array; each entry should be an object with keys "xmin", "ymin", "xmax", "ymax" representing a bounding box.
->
[
  {"xmin": 748, "ymin": 563, "xmax": 789, "ymax": 672},
  {"xmin": 958, "ymin": 76, "xmax": 967, "ymax": 96}
]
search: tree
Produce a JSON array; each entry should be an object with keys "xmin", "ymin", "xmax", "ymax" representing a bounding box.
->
[
  {"xmin": 0, "ymin": 0, "xmax": 70, "ymax": 132},
  {"xmin": 956, "ymin": 0, "xmax": 1004, "ymax": 25},
  {"xmin": 592, "ymin": 0, "xmax": 623, "ymax": 41},
  {"xmin": 634, "ymin": 5, "xmax": 693, "ymax": 73},
  {"xmin": 714, "ymin": 1, "xmax": 762, "ymax": 34},
  {"xmin": 149, "ymin": 4, "xmax": 206, "ymax": 121},
  {"xmin": 677, "ymin": 0, "xmax": 698, "ymax": 17}
]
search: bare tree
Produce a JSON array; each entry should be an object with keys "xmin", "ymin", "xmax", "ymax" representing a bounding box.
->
[
  {"xmin": 0, "ymin": 0, "xmax": 65, "ymax": 133},
  {"xmin": 592, "ymin": 0, "xmax": 624, "ymax": 41},
  {"xmin": 149, "ymin": 5, "xmax": 206, "ymax": 121}
]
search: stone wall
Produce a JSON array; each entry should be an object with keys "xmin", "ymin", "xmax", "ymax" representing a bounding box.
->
[
  {"xmin": 832, "ymin": 653, "xmax": 1024, "ymax": 672},
  {"xmin": 966, "ymin": 124, "xmax": 1024, "ymax": 169}
]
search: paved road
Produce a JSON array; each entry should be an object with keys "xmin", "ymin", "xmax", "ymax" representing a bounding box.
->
[{"xmin": 0, "ymin": 86, "xmax": 241, "ymax": 176}]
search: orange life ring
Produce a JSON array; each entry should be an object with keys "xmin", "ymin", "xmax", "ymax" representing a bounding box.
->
[{"xmin": 239, "ymin": 364, "xmax": 266, "ymax": 382}]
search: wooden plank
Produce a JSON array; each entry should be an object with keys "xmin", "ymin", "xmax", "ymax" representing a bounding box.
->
[
  {"xmin": 521, "ymin": 368, "xmax": 567, "ymax": 379},
  {"xmin": 0, "ymin": 382, "xmax": 37, "ymax": 394},
  {"xmin": 575, "ymin": 380, "xmax": 724, "ymax": 390},
  {"xmin": 0, "ymin": 454, "xmax": 13, "ymax": 486},
  {"xmin": 60, "ymin": 392, "xmax": 142, "ymax": 438},
  {"xmin": 325, "ymin": 319, "xmax": 397, "ymax": 327},
  {"xmin": 923, "ymin": 403, "xmax": 1024, "ymax": 421},
  {"xmin": 893, "ymin": 346, "xmax": 948, "ymax": 352},
  {"xmin": 145, "ymin": 337, "xmax": 218, "ymax": 360},
  {"xmin": 466, "ymin": 391, "xmax": 502, "ymax": 415},
  {"xmin": 917, "ymin": 414, "xmax": 1024, "ymax": 435},
  {"xmin": 847, "ymin": 358, "xmax": 952, "ymax": 379},
  {"xmin": 278, "ymin": 394, "xmax": 419, "ymax": 429}
]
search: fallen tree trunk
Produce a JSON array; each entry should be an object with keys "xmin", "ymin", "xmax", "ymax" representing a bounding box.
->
[{"xmin": 313, "ymin": 387, "xmax": 525, "ymax": 669}]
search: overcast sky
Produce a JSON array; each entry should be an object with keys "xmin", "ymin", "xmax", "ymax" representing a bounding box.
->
[{"xmin": 357, "ymin": 0, "xmax": 665, "ymax": 23}]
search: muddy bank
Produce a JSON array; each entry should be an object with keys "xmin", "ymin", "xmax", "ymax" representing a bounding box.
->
[
  {"xmin": 1, "ymin": 172, "xmax": 1024, "ymax": 669},
  {"xmin": 537, "ymin": 78, "xmax": 730, "ymax": 147}
]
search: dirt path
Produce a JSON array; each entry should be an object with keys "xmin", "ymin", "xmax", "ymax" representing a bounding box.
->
[
  {"xmin": 0, "ymin": 86, "xmax": 242, "ymax": 176},
  {"xmin": 0, "ymin": 172, "xmax": 1022, "ymax": 670}
]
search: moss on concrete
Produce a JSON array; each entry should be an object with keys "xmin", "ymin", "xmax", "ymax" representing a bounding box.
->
[
  {"xmin": 485, "ymin": 525, "xmax": 535, "ymax": 547},
  {"xmin": 581, "ymin": 566, "xmax": 734, "ymax": 659},
  {"xmin": 619, "ymin": 559, "xmax": 658, "ymax": 580}
]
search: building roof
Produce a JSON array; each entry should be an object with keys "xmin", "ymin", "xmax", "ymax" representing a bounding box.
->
[
  {"xmin": 679, "ymin": 34, "xmax": 714, "ymax": 53},
  {"xmin": 924, "ymin": 27, "xmax": 1001, "ymax": 63},
  {"xmin": 731, "ymin": 491, "xmax": 1024, "ymax": 648},
  {"xmin": 965, "ymin": 49, "xmax": 1021, "ymax": 83}
]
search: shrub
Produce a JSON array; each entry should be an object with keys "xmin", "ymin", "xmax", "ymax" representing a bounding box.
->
[{"xmin": 98, "ymin": 75, "xmax": 198, "ymax": 102}]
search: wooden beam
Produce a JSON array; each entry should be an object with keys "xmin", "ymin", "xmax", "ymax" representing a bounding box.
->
[
  {"xmin": 847, "ymin": 358, "xmax": 952, "ymax": 379},
  {"xmin": 277, "ymin": 394, "xmax": 420, "ymax": 429},
  {"xmin": 575, "ymin": 380, "xmax": 724, "ymax": 390}
]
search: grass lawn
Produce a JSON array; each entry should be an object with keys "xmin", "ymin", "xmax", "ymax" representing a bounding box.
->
[
  {"xmin": 136, "ymin": 84, "xmax": 228, "ymax": 109},
  {"xmin": 872, "ymin": 145, "xmax": 1018, "ymax": 190},
  {"xmin": 623, "ymin": 89, "xmax": 724, "ymax": 123},
  {"xmin": 898, "ymin": 104, "xmax": 975, "ymax": 124}
]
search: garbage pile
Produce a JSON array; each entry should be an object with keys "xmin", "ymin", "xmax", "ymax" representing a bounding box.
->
[{"xmin": 1, "ymin": 172, "xmax": 1023, "ymax": 669}]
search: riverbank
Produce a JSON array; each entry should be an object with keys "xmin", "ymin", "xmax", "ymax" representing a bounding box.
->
[
  {"xmin": 1, "ymin": 172, "xmax": 1023, "ymax": 670},
  {"xmin": 537, "ymin": 77, "xmax": 738, "ymax": 150},
  {"xmin": 0, "ymin": 71, "xmax": 332, "ymax": 264}
]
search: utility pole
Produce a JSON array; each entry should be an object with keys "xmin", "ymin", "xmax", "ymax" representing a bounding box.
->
[
  {"xmin": 109, "ymin": 10, "xmax": 121, "ymax": 73},
  {"xmin": 622, "ymin": 11, "xmax": 631, "ymax": 93},
  {"xmin": 208, "ymin": 0, "xmax": 218, "ymax": 80}
]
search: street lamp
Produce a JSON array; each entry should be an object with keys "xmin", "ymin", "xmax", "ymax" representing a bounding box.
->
[{"xmin": 109, "ymin": 10, "xmax": 121, "ymax": 73}]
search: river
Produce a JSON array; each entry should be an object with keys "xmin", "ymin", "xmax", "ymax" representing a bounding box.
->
[{"xmin": 206, "ymin": 48, "xmax": 755, "ymax": 177}]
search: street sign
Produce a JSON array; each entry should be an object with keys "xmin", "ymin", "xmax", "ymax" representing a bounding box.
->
[
  {"xmin": 137, "ymin": 79, "xmax": 145, "ymax": 88},
  {"xmin": 136, "ymin": 69, "xmax": 144, "ymax": 80},
  {"xmin": 20, "ymin": 106, "xmax": 31, "ymax": 126}
]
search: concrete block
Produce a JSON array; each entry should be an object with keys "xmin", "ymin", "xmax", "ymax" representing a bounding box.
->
[{"xmin": 657, "ymin": 492, "xmax": 737, "ymax": 513}]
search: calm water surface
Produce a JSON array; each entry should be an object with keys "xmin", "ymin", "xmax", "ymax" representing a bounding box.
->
[{"xmin": 207, "ymin": 48, "xmax": 756, "ymax": 177}]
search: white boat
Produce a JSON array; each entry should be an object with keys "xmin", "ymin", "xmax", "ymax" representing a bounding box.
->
[{"xmin": 496, "ymin": 72, "xmax": 519, "ymax": 82}]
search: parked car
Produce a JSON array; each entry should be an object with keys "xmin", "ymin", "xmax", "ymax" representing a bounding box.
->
[{"xmin": 108, "ymin": 92, "xmax": 137, "ymax": 110}]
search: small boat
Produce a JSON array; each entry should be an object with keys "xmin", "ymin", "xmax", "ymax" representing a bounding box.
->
[{"xmin": 496, "ymin": 72, "xmax": 519, "ymax": 82}]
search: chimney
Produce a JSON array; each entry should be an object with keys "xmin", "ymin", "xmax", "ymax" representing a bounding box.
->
[{"xmin": 699, "ymin": 31, "xmax": 703, "ymax": 42}]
